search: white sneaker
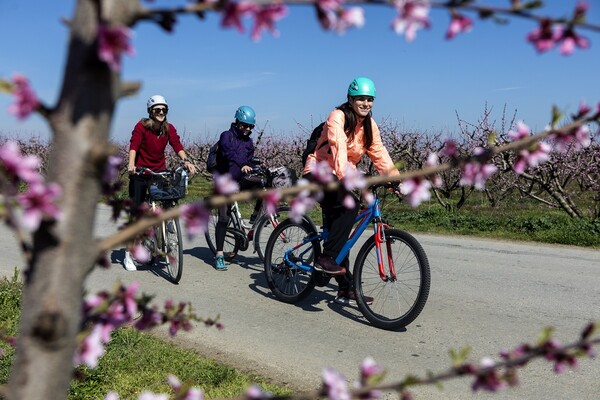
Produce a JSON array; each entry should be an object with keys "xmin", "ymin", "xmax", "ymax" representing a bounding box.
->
[{"xmin": 123, "ymin": 251, "xmax": 136, "ymax": 271}]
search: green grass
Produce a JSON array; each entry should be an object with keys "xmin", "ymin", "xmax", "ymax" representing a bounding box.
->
[
  {"xmin": 0, "ymin": 273, "xmax": 291, "ymax": 399},
  {"xmin": 382, "ymin": 199, "xmax": 600, "ymax": 248}
]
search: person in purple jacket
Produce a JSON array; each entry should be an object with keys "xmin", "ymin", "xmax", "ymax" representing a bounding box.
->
[{"xmin": 212, "ymin": 105, "xmax": 263, "ymax": 271}]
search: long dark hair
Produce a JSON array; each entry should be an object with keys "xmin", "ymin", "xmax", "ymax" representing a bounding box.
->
[
  {"xmin": 335, "ymin": 99, "xmax": 373, "ymax": 149},
  {"xmin": 140, "ymin": 117, "xmax": 169, "ymax": 137}
]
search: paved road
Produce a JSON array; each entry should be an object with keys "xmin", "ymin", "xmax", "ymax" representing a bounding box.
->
[{"xmin": 1, "ymin": 204, "xmax": 599, "ymax": 399}]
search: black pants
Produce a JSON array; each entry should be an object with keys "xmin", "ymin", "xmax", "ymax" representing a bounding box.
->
[
  {"xmin": 305, "ymin": 173, "xmax": 360, "ymax": 292},
  {"xmin": 128, "ymin": 174, "xmax": 152, "ymax": 215}
]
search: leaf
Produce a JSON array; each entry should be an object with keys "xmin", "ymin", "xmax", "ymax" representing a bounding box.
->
[
  {"xmin": 523, "ymin": 1, "xmax": 544, "ymax": 11},
  {"xmin": 536, "ymin": 326, "xmax": 554, "ymax": 344},
  {"xmin": 449, "ymin": 346, "xmax": 471, "ymax": 365},
  {"xmin": 551, "ymin": 105, "xmax": 563, "ymax": 127},
  {"xmin": 0, "ymin": 79, "xmax": 14, "ymax": 93}
]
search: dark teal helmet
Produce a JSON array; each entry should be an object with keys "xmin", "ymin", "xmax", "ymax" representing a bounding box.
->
[
  {"xmin": 347, "ymin": 77, "xmax": 376, "ymax": 98},
  {"xmin": 234, "ymin": 106, "xmax": 256, "ymax": 125}
]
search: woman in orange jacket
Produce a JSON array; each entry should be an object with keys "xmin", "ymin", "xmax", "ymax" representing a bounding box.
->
[{"xmin": 303, "ymin": 77, "xmax": 399, "ymax": 305}]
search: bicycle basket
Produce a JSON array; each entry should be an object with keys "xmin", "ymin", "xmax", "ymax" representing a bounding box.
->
[{"xmin": 148, "ymin": 170, "xmax": 186, "ymax": 201}]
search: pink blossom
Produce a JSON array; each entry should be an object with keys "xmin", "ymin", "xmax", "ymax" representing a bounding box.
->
[
  {"xmin": 311, "ymin": 160, "xmax": 334, "ymax": 184},
  {"xmin": 103, "ymin": 155, "xmax": 122, "ymax": 185},
  {"xmin": 315, "ymin": 0, "xmax": 364, "ymax": 33},
  {"xmin": 290, "ymin": 180, "xmax": 318, "ymax": 222},
  {"xmin": 557, "ymin": 27, "xmax": 590, "ymax": 55},
  {"xmin": 508, "ymin": 121, "xmax": 531, "ymax": 141},
  {"xmin": 104, "ymin": 392, "xmax": 119, "ymax": 400},
  {"xmin": 0, "ymin": 141, "xmax": 42, "ymax": 184},
  {"xmin": 322, "ymin": 367, "xmax": 350, "ymax": 400},
  {"xmin": 440, "ymin": 139, "xmax": 457, "ymax": 157},
  {"xmin": 514, "ymin": 142, "xmax": 551, "ymax": 174},
  {"xmin": 343, "ymin": 194, "xmax": 355, "ymax": 209},
  {"xmin": 7, "ymin": 74, "xmax": 40, "ymax": 120},
  {"xmin": 74, "ymin": 325, "xmax": 106, "ymax": 368},
  {"xmin": 221, "ymin": 2, "xmax": 258, "ymax": 33},
  {"xmin": 424, "ymin": 152, "xmax": 442, "ymax": 187},
  {"xmin": 342, "ymin": 166, "xmax": 366, "ymax": 191},
  {"xmin": 214, "ymin": 173, "xmax": 239, "ymax": 194},
  {"xmin": 249, "ymin": 4, "xmax": 288, "ymax": 41},
  {"xmin": 17, "ymin": 182, "xmax": 62, "ymax": 231},
  {"xmin": 263, "ymin": 190, "xmax": 281, "ymax": 215},
  {"xmin": 459, "ymin": 148, "xmax": 497, "ymax": 189},
  {"xmin": 356, "ymin": 357, "xmax": 383, "ymax": 399},
  {"xmin": 446, "ymin": 13, "xmax": 472, "ymax": 39},
  {"xmin": 182, "ymin": 388, "xmax": 204, "ymax": 400},
  {"xmin": 131, "ymin": 242, "xmax": 151, "ymax": 263},
  {"xmin": 391, "ymin": 0, "xmax": 431, "ymax": 42},
  {"xmin": 245, "ymin": 384, "xmax": 272, "ymax": 399},
  {"xmin": 550, "ymin": 124, "xmax": 591, "ymax": 152},
  {"xmin": 181, "ymin": 202, "xmax": 210, "ymax": 239},
  {"xmin": 359, "ymin": 357, "xmax": 383, "ymax": 382},
  {"xmin": 98, "ymin": 24, "xmax": 135, "ymax": 72},
  {"xmin": 400, "ymin": 177, "xmax": 431, "ymax": 207},
  {"xmin": 336, "ymin": 7, "xmax": 365, "ymax": 33},
  {"xmin": 138, "ymin": 392, "xmax": 168, "ymax": 400},
  {"xmin": 361, "ymin": 190, "xmax": 374, "ymax": 205},
  {"xmin": 168, "ymin": 374, "xmax": 182, "ymax": 390},
  {"xmin": 471, "ymin": 357, "xmax": 507, "ymax": 392},
  {"xmin": 526, "ymin": 19, "xmax": 559, "ymax": 53}
]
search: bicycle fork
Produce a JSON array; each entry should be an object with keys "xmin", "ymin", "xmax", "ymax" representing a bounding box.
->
[{"xmin": 374, "ymin": 223, "xmax": 397, "ymax": 282}]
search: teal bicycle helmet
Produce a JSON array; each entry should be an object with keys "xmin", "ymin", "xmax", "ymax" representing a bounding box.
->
[
  {"xmin": 234, "ymin": 106, "xmax": 256, "ymax": 125},
  {"xmin": 347, "ymin": 77, "xmax": 376, "ymax": 98}
]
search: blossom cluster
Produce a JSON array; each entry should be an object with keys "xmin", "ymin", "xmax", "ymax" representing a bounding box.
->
[
  {"xmin": 75, "ymin": 281, "xmax": 223, "ymax": 369},
  {"xmin": 0, "ymin": 141, "xmax": 62, "ymax": 231}
]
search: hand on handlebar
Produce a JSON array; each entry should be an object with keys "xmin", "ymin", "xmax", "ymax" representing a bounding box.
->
[
  {"xmin": 241, "ymin": 165, "xmax": 254, "ymax": 174},
  {"xmin": 183, "ymin": 160, "xmax": 197, "ymax": 175}
]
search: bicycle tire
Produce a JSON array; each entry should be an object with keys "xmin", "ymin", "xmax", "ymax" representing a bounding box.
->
[
  {"xmin": 263, "ymin": 218, "xmax": 320, "ymax": 303},
  {"xmin": 204, "ymin": 208, "xmax": 241, "ymax": 261},
  {"xmin": 253, "ymin": 206, "xmax": 290, "ymax": 261},
  {"xmin": 353, "ymin": 228, "xmax": 430, "ymax": 330},
  {"xmin": 164, "ymin": 217, "xmax": 183, "ymax": 284}
]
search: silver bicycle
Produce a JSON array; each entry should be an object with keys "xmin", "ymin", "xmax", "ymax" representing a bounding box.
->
[{"xmin": 134, "ymin": 166, "xmax": 187, "ymax": 284}]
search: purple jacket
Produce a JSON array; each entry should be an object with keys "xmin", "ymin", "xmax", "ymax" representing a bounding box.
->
[{"xmin": 216, "ymin": 123, "xmax": 255, "ymax": 181}]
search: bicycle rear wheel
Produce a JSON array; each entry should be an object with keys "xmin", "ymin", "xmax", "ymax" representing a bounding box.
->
[
  {"xmin": 205, "ymin": 208, "xmax": 240, "ymax": 261},
  {"xmin": 263, "ymin": 218, "xmax": 320, "ymax": 303},
  {"xmin": 253, "ymin": 206, "xmax": 290, "ymax": 261},
  {"xmin": 163, "ymin": 217, "xmax": 183, "ymax": 284},
  {"xmin": 353, "ymin": 228, "xmax": 430, "ymax": 330}
]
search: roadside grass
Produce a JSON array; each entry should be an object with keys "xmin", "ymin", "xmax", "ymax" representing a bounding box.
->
[
  {"xmin": 0, "ymin": 272, "xmax": 291, "ymax": 399},
  {"xmin": 186, "ymin": 176, "xmax": 599, "ymax": 247}
]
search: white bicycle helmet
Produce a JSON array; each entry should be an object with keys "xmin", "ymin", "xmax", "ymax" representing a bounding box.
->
[{"xmin": 147, "ymin": 95, "xmax": 168, "ymax": 112}]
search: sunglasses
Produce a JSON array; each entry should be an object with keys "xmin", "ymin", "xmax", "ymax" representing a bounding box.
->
[
  {"xmin": 238, "ymin": 122, "xmax": 254, "ymax": 130},
  {"xmin": 152, "ymin": 107, "xmax": 168, "ymax": 115}
]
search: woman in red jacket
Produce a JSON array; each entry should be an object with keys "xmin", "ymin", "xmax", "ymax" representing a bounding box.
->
[{"xmin": 123, "ymin": 94, "xmax": 196, "ymax": 271}]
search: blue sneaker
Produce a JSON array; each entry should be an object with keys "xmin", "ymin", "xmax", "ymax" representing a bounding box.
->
[{"xmin": 214, "ymin": 255, "xmax": 227, "ymax": 271}]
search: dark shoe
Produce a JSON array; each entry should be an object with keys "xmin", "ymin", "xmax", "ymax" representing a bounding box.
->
[
  {"xmin": 334, "ymin": 290, "xmax": 374, "ymax": 306},
  {"xmin": 249, "ymin": 213, "xmax": 258, "ymax": 225},
  {"xmin": 315, "ymin": 256, "xmax": 346, "ymax": 276}
]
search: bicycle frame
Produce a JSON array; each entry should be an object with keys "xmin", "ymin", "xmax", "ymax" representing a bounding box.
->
[{"xmin": 283, "ymin": 190, "xmax": 397, "ymax": 281}]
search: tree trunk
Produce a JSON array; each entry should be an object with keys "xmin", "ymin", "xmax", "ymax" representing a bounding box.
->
[{"xmin": 6, "ymin": 1, "xmax": 131, "ymax": 398}]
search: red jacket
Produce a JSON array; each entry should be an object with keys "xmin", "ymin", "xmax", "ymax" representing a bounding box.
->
[{"xmin": 129, "ymin": 120, "xmax": 185, "ymax": 172}]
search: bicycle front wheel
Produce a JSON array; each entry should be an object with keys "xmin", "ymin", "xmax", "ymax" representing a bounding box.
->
[
  {"xmin": 205, "ymin": 208, "xmax": 240, "ymax": 261},
  {"xmin": 163, "ymin": 217, "xmax": 183, "ymax": 284},
  {"xmin": 263, "ymin": 218, "xmax": 320, "ymax": 303},
  {"xmin": 353, "ymin": 228, "xmax": 430, "ymax": 330}
]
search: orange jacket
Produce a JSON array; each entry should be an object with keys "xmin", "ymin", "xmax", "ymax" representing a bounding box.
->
[{"xmin": 303, "ymin": 109, "xmax": 399, "ymax": 179}]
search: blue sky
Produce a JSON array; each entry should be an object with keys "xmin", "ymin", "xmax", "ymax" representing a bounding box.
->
[{"xmin": 0, "ymin": 1, "xmax": 598, "ymax": 144}]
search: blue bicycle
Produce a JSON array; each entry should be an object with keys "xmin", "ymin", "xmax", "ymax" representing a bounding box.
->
[{"xmin": 263, "ymin": 183, "xmax": 430, "ymax": 330}]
